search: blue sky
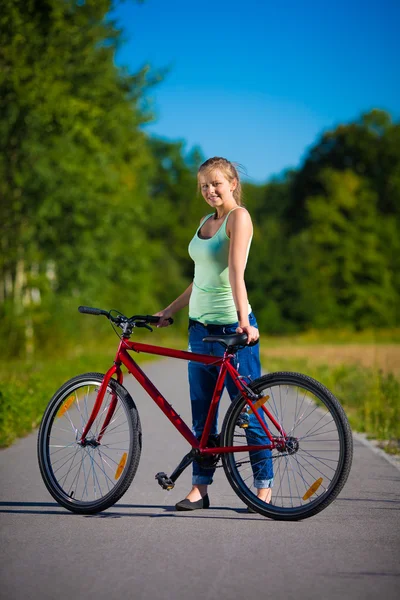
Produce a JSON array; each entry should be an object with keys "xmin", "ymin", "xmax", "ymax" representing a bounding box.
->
[{"xmin": 111, "ymin": 0, "xmax": 399, "ymax": 183}]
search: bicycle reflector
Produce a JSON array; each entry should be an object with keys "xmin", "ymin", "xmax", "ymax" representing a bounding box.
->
[
  {"xmin": 115, "ymin": 453, "xmax": 127, "ymax": 480},
  {"xmin": 302, "ymin": 477, "xmax": 323, "ymax": 500},
  {"xmin": 248, "ymin": 395, "xmax": 270, "ymax": 414},
  {"xmin": 57, "ymin": 395, "xmax": 75, "ymax": 418}
]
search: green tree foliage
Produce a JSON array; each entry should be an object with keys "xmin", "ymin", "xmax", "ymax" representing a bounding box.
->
[
  {"xmin": 145, "ymin": 137, "xmax": 204, "ymax": 283},
  {"xmin": 245, "ymin": 111, "xmax": 400, "ymax": 332},
  {"xmin": 245, "ymin": 173, "xmax": 311, "ymax": 333},
  {"xmin": 303, "ymin": 169, "xmax": 397, "ymax": 328},
  {"xmin": 0, "ymin": 0, "xmax": 159, "ymax": 355},
  {"xmin": 1, "ymin": 1, "xmax": 399, "ymax": 356},
  {"xmin": 287, "ymin": 109, "xmax": 400, "ymax": 229}
]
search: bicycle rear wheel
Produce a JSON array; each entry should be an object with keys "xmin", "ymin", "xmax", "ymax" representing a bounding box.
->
[
  {"xmin": 221, "ymin": 372, "xmax": 353, "ymax": 520},
  {"xmin": 37, "ymin": 373, "xmax": 141, "ymax": 514}
]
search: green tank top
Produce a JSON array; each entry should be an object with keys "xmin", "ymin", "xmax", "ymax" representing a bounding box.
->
[{"xmin": 188, "ymin": 208, "xmax": 252, "ymax": 325}]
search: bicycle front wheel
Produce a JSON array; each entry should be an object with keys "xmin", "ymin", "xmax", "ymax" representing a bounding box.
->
[
  {"xmin": 221, "ymin": 372, "xmax": 353, "ymax": 520},
  {"xmin": 37, "ymin": 373, "xmax": 141, "ymax": 514}
]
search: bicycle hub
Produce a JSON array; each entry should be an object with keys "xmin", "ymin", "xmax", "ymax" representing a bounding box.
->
[
  {"xmin": 276, "ymin": 436, "xmax": 299, "ymax": 455},
  {"xmin": 78, "ymin": 438, "xmax": 100, "ymax": 448}
]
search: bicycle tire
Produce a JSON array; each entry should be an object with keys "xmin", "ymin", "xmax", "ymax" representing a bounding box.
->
[
  {"xmin": 221, "ymin": 371, "xmax": 353, "ymax": 520},
  {"xmin": 37, "ymin": 373, "xmax": 141, "ymax": 514}
]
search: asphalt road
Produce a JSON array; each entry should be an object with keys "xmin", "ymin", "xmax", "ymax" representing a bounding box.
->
[{"xmin": 1, "ymin": 358, "xmax": 399, "ymax": 600}]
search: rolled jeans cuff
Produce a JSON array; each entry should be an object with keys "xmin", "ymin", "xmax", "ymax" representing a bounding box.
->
[
  {"xmin": 254, "ymin": 478, "xmax": 274, "ymax": 488},
  {"xmin": 192, "ymin": 475, "xmax": 213, "ymax": 485}
]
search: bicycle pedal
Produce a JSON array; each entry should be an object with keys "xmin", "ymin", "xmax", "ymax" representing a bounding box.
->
[
  {"xmin": 237, "ymin": 413, "xmax": 250, "ymax": 428},
  {"xmin": 155, "ymin": 472, "xmax": 175, "ymax": 490}
]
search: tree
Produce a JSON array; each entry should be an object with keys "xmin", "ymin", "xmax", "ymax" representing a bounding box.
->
[
  {"xmin": 287, "ymin": 109, "xmax": 400, "ymax": 231},
  {"xmin": 0, "ymin": 0, "xmax": 158, "ymax": 355},
  {"xmin": 303, "ymin": 169, "xmax": 397, "ymax": 328}
]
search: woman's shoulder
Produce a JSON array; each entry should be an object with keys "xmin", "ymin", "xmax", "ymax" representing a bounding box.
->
[
  {"xmin": 226, "ymin": 206, "xmax": 252, "ymax": 235},
  {"xmin": 229, "ymin": 206, "xmax": 251, "ymax": 220}
]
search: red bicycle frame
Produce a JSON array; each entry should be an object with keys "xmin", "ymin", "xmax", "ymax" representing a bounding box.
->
[{"xmin": 80, "ymin": 337, "xmax": 287, "ymax": 455}]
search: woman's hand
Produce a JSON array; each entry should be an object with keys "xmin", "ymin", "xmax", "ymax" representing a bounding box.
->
[
  {"xmin": 236, "ymin": 324, "xmax": 259, "ymax": 344},
  {"xmin": 153, "ymin": 284, "xmax": 192, "ymax": 327},
  {"xmin": 153, "ymin": 309, "xmax": 174, "ymax": 328}
]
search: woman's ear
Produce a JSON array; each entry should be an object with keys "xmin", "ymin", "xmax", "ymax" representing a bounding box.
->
[{"xmin": 230, "ymin": 178, "xmax": 238, "ymax": 192}]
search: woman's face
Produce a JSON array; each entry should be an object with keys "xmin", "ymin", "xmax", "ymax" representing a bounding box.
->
[{"xmin": 198, "ymin": 169, "xmax": 236, "ymax": 210}]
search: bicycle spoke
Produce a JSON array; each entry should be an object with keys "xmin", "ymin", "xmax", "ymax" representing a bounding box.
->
[
  {"xmin": 58, "ymin": 448, "xmax": 82, "ymax": 488},
  {"xmin": 300, "ymin": 447, "xmax": 339, "ymax": 471},
  {"xmin": 67, "ymin": 452, "xmax": 85, "ymax": 497},
  {"xmin": 52, "ymin": 447, "xmax": 81, "ymax": 475}
]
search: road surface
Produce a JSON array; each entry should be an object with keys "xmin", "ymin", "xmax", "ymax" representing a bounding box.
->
[{"xmin": 1, "ymin": 358, "xmax": 399, "ymax": 600}]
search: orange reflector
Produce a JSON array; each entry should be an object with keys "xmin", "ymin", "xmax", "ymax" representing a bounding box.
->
[
  {"xmin": 115, "ymin": 453, "xmax": 127, "ymax": 480},
  {"xmin": 302, "ymin": 477, "xmax": 323, "ymax": 500},
  {"xmin": 248, "ymin": 395, "xmax": 270, "ymax": 414},
  {"xmin": 57, "ymin": 395, "xmax": 75, "ymax": 418}
]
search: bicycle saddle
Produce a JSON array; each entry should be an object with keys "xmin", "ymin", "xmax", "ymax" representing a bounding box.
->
[{"xmin": 202, "ymin": 332, "xmax": 249, "ymax": 348}]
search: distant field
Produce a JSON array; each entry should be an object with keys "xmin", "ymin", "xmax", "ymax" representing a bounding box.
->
[{"xmin": 261, "ymin": 343, "xmax": 400, "ymax": 376}]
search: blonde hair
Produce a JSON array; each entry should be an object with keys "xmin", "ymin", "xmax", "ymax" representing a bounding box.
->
[{"xmin": 197, "ymin": 157, "xmax": 244, "ymax": 205}]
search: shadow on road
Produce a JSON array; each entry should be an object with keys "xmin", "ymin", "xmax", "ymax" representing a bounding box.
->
[
  {"xmin": 0, "ymin": 501, "xmax": 269, "ymax": 520},
  {"xmin": 337, "ymin": 497, "xmax": 400, "ymax": 504}
]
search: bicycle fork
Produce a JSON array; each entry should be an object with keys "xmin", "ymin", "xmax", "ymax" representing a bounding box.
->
[{"xmin": 79, "ymin": 365, "xmax": 123, "ymax": 444}]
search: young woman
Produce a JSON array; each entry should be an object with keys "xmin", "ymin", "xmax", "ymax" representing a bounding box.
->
[{"xmin": 155, "ymin": 157, "xmax": 273, "ymax": 510}]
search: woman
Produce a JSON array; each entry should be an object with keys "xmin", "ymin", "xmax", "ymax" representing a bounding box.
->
[{"xmin": 156, "ymin": 157, "xmax": 273, "ymax": 510}]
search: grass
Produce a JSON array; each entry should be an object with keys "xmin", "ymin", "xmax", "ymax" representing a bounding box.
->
[
  {"xmin": 1, "ymin": 327, "xmax": 399, "ymax": 453},
  {"xmin": 0, "ymin": 328, "xmax": 186, "ymax": 448}
]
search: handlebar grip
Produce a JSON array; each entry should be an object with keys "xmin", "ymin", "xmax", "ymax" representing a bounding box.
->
[
  {"xmin": 146, "ymin": 315, "xmax": 174, "ymax": 325},
  {"xmin": 78, "ymin": 306, "xmax": 109, "ymax": 317}
]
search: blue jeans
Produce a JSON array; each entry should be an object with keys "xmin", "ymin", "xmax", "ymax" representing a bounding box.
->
[{"xmin": 188, "ymin": 313, "xmax": 274, "ymax": 487}]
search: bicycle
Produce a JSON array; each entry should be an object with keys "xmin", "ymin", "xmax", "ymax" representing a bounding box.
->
[{"xmin": 37, "ymin": 306, "xmax": 353, "ymax": 520}]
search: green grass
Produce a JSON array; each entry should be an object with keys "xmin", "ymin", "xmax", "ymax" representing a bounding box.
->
[
  {"xmin": 262, "ymin": 355, "xmax": 400, "ymax": 451},
  {"xmin": 0, "ymin": 329, "xmax": 187, "ymax": 448}
]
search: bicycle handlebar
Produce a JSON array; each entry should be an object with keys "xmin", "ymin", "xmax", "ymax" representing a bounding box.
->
[
  {"xmin": 78, "ymin": 306, "xmax": 260, "ymax": 345},
  {"xmin": 78, "ymin": 306, "xmax": 110, "ymax": 317},
  {"xmin": 78, "ymin": 306, "xmax": 174, "ymax": 326}
]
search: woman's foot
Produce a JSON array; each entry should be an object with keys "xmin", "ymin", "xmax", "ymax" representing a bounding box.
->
[
  {"xmin": 257, "ymin": 487, "xmax": 272, "ymax": 503},
  {"xmin": 175, "ymin": 494, "xmax": 210, "ymax": 511},
  {"xmin": 247, "ymin": 487, "xmax": 272, "ymax": 513},
  {"xmin": 175, "ymin": 484, "xmax": 210, "ymax": 511},
  {"xmin": 185, "ymin": 484, "xmax": 208, "ymax": 503}
]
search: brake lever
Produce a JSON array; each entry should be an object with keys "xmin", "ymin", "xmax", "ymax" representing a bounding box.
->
[{"xmin": 134, "ymin": 321, "xmax": 153, "ymax": 332}]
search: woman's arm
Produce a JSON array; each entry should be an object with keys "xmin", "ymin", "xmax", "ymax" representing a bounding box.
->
[
  {"xmin": 154, "ymin": 283, "xmax": 193, "ymax": 327},
  {"xmin": 155, "ymin": 215, "xmax": 205, "ymax": 326},
  {"xmin": 228, "ymin": 209, "xmax": 259, "ymax": 343}
]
